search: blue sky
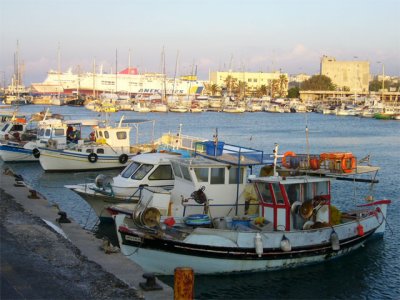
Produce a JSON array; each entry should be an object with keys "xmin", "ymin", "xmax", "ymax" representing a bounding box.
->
[{"xmin": 1, "ymin": 0, "xmax": 399, "ymax": 84}]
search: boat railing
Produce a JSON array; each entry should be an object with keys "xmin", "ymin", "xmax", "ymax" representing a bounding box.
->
[{"xmin": 194, "ymin": 141, "xmax": 264, "ymax": 166}]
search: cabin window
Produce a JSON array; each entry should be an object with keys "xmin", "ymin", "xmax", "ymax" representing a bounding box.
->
[
  {"xmin": 96, "ymin": 148, "xmax": 104, "ymax": 154},
  {"xmin": 149, "ymin": 165, "xmax": 174, "ymax": 180},
  {"xmin": 38, "ymin": 128, "xmax": 45, "ymax": 137},
  {"xmin": 116, "ymin": 131, "xmax": 127, "ymax": 140},
  {"xmin": 131, "ymin": 164, "xmax": 153, "ymax": 180},
  {"xmin": 45, "ymin": 129, "xmax": 51, "ymax": 136},
  {"xmin": 171, "ymin": 162, "xmax": 182, "ymax": 178},
  {"xmin": 11, "ymin": 125, "xmax": 23, "ymax": 131},
  {"xmin": 303, "ymin": 183, "xmax": 314, "ymax": 201},
  {"xmin": 194, "ymin": 168, "xmax": 209, "ymax": 182},
  {"xmin": 180, "ymin": 165, "xmax": 192, "ymax": 181},
  {"xmin": 99, "ymin": 131, "xmax": 103, "ymax": 137},
  {"xmin": 315, "ymin": 182, "xmax": 329, "ymax": 199},
  {"xmin": 54, "ymin": 129, "xmax": 64, "ymax": 136},
  {"xmin": 272, "ymin": 183, "xmax": 284, "ymax": 204},
  {"xmin": 256, "ymin": 182, "xmax": 273, "ymax": 204},
  {"xmin": 86, "ymin": 149, "xmax": 93, "ymax": 153},
  {"xmin": 1, "ymin": 123, "xmax": 10, "ymax": 131},
  {"xmin": 104, "ymin": 131, "xmax": 109, "ymax": 139},
  {"xmin": 229, "ymin": 167, "xmax": 244, "ymax": 184},
  {"xmin": 121, "ymin": 162, "xmax": 141, "ymax": 178},
  {"xmin": 210, "ymin": 168, "xmax": 225, "ymax": 184},
  {"xmin": 285, "ymin": 184, "xmax": 300, "ymax": 204}
]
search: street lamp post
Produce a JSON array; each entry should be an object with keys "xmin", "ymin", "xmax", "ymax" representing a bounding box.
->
[{"xmin": 377, "ymin": 61, "xmax": 385, "ymax": 101}]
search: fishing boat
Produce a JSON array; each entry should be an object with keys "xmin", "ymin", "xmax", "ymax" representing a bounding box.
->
[
  {"xmin": 65, "ymin": 152, "xmax": 179, "ymax": 221},
  {"xmin": 66, "ymin": 128, "xmax": 206, "ymax": 221},
  {"xmin": 0, "ymin": 118, "xmax": 69, "ymax": 162},
  {"xmin": 113, "ymin": 143, "xmax": 391, "ymax": 275},
  {"xmin": 37, "ymin": 117, "xmax": 156, "ymax": 171}
]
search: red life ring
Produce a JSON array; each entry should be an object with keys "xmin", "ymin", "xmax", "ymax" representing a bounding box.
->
[
  {"xmin": 282, "ymin": 151, "xmax": 296, "ymax": 168},
  {"xmin": 341, "ymin": 155, "xmax": 356, "ymax": 173}
]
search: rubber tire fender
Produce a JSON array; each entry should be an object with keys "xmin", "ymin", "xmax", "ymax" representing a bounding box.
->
[
  {"xmin": 88, "ymin": 152, "xmax": 98, "ymax": 163},
  {"xmin": 119, "ymin": 154, "xmax": 128, "ymax": 164},
  {"xmin": 32, "ymin": 148, "xmax": 40, "ymax": 158}
]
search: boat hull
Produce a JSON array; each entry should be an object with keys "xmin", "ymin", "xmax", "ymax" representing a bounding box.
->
[
  {"xmin": 0, "ymin": 143, "xmax": 37, "ymax": 162},
  {"xmin": 38, "ymin": 148, "xmax": 132, "ymax": 171}
]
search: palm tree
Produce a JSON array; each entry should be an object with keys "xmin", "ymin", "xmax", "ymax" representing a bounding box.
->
[
  {"xmin": 224, "ymin": 75, "xmax": 238, "ymax": 96},
  {"xmin": 278, "ymin": 75, "xmax": 288, "ymax": 97},
  {"xmin": 256, "ymin": 84, "xmax": 268, "ymax": 98},
  {"xmin": 204, "ymin": 83, "xmax": 220, "ymax": 96}
]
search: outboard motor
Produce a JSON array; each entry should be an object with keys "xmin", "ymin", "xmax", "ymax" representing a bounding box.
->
[{"xmin": 95, "ymin": 174, "xmax": 114, "ymax": 189}]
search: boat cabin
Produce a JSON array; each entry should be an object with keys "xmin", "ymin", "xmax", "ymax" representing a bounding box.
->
[
  {"xmin": 168, "ymin": 142, "xmax": 265, "ymax": 218},
  {"xmin": 251, "ymin": 176, "xmax": 331, "ymax": 231},
  {"xmin": 0, "ymin": 119, "xmax": 31, "ymax": 141}
]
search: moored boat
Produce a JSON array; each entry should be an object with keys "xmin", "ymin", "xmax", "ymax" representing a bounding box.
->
[{"xmin": 113, "ymin": 143, "xmax": 391, "ymax": 275}]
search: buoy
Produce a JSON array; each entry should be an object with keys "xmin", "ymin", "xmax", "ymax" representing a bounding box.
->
[
  {"xmin": 357, "ymin": 224, "xmax": 364, "ymax": 236},
  {"xmin": 254, "ymin": 233, "xmax": 263, "ymax": 257},
  {"xmin": 330, "ymin": 230, "xmax": 340, "ymax": 251},
  {"xmin": 280, "ymin": 235, "xmax": 292, "ymax": 252}
]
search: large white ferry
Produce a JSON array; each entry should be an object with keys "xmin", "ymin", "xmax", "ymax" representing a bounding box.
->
[{"xmin": 31, "ymin": 67, "xmax": 205, "ymax": 96}]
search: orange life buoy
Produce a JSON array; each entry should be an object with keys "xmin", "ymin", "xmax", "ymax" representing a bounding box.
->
[
  {"xmin": 282, "ymin": 151, "xmax": 296, "ymax": 168},
  {"xmin": 341, "ymin": 155, "xmax": 356, "ymax": 173}
]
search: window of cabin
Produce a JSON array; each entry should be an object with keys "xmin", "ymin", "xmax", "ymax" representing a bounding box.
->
[
  {"xmin": 86, "ymin": 149, "xmax": 93, "ymax": 153},
  {"xmin": 194, "ymin": 168, "xmax": 209, "ymax": 182},
  {"xmin": 171, "ymin": 162, "xmax": 183, "ymax": 178},
  {"xmin": 284, "ymin": 184, "xmax": 300, "ymax": 204},
  {"xmin": 229, "ymin": 167, "xmax": 244, "ymax": 184},
  {"xmin": 104, "ymin": 131, "xmax": 109, "ymax": 139},
  {"xmin": 149, "ymin": 165, "xmax": 174, "ymax": 180},
  {"xmin": 303, "ymin": 182, "xmax": 314, "ymax": 201},
  {"xmin": 116, "ymin": 131, "xmax": 127, "ymax": 140},
  {"xmin": 38, "ymin": 128, "xmax": 44, "ymax": 137},
  {"xmin": 272, "ymin": 183, "xmax": 284, "ymax": 204},
  {"xmin": 131, "ymin": 164, "xmax": 153, "ymax": 180},
  {"xmin": 121, "ymin": 162, "xmax": 141, "ymax": 178},
  {"xmin": 0, "ymin": 123, "xmax": 9, "ymax": 131},
  {"xmin": 45, "ymin": 129, "xmax": 51, "ymax": 136},
  {"xmin": 96, "ymin": 148, "xmax": 104, "ymax": 154},
  {"xmin": 315, "ymin": 181, "xmax": 329, "ymax": 198},
  {"xmin": 210, "ymin": 168, "xmax": 225, "ymax": 184},
  {"xmin": 98, "ymin": 131, "xmax": 103, "ymax": 137},
  {"xmin": 54, "ymin": 129, "xmax": 64, "ymax": 136},
  {"xmin": 11, "ymin": 124, "xmax": 23, "ymax": 131},
  {"xmin": 256, "ymin": 182, "xmax": 273, "ymax": 204},
  {"xmin": 180, "ymin": 165, "xmax": 192, "ymax": 181}
]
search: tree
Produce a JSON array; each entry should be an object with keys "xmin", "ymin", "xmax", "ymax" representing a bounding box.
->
[
  {"xmin": 204, "ymin": 83, "xmax": 220, "ymax": 96},
  {"xmin": 256, "ymin": 85, "xmax": 268, "ymax": 97},
  {"xmin": 278, "ymin": 74, "xmax": 288, "ymax": 97},
  {"xmin": 224, "ymin": 75, "xmax": 238, "ymax": 95},
  {"xmin": 287, "ymin": 87, "xmax": 300, "ymax": 98},
  {"xmin": 301, "ymin": 75, "xmax": 336, "ymax": 91}
]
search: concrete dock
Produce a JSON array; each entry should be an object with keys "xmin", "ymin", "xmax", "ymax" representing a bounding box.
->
[{"xmin": 0, "ymin": 167, "xmax": 173, "ymax": 299}]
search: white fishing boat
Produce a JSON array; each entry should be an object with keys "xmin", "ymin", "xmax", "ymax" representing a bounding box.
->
[
  {"xmin": 0, "ymin": 118, "xmax": 71, "ymax": 162},
  {"xmin": 66, "ymin": 128, "xmax": 207, "ymax": 221},
  {"xmin": 169, "ymin": 104, "xmax": 188, "ymax": 113},
  {"xmin": 113, "ymin": 143, "xmax": 391, "ymax": 275},
  {"xmin": 37, "ymin": 117, "xmax": 156, "ymax": 171},
  {"xmin": 65, "ymin": 152, "xmax": 180, "ymax": 221}
]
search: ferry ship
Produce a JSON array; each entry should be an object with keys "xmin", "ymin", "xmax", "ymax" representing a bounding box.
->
[{"xmin": 31, "ymin": 67, "xmax": 204, "ymax": 96}]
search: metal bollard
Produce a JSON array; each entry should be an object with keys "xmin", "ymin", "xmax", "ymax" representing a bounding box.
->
[
  {"xmin": 139, "ymin": 273, "xmax": 162, "ymax": 291},
  {"xmin": 174, "ymin": 267, "xmax": 194, "ymax": 300},
  {"xmin": 28, "ymin": 189, "xmax": 40, "ymax": 199}
]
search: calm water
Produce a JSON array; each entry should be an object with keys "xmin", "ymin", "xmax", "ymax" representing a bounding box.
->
[{"xmin": 1, "ymin": 105, "xmax": 399, "ymax": 299}]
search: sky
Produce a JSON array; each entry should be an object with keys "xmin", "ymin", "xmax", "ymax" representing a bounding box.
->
[{"xmin": 1, "ymin": 0, "xmax": 399, "ymax": 85}]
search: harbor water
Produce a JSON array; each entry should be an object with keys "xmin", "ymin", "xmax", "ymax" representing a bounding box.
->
[{"xmin": 1, "ymin": 105, "xmax": 399, "ymax": 299}]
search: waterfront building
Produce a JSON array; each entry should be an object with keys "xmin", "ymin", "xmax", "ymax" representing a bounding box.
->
[
  {"xmin": 209, "ymin": 70, "xmax": 288, "ymax": 97},
  {"xmin": 320, "ymin": 55, "xmax": 370, "ymax": 93}
]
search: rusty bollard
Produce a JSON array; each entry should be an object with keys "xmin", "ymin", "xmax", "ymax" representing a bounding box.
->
[{"xmin": 174, "ymin": 267, "xmax": 194, "ymax": 300}]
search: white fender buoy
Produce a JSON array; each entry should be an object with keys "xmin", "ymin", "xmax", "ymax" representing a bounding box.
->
[
  {"xmin": 280, "ymin": 235, "xmax": 292, "ymax": 252},
  {"xmin": 254, "ymin": 233, "xmax": 263, "ymax": 257},
  {"xmin": 330, "ymin": 230, "xmax": 340, "ymax": 251}
]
